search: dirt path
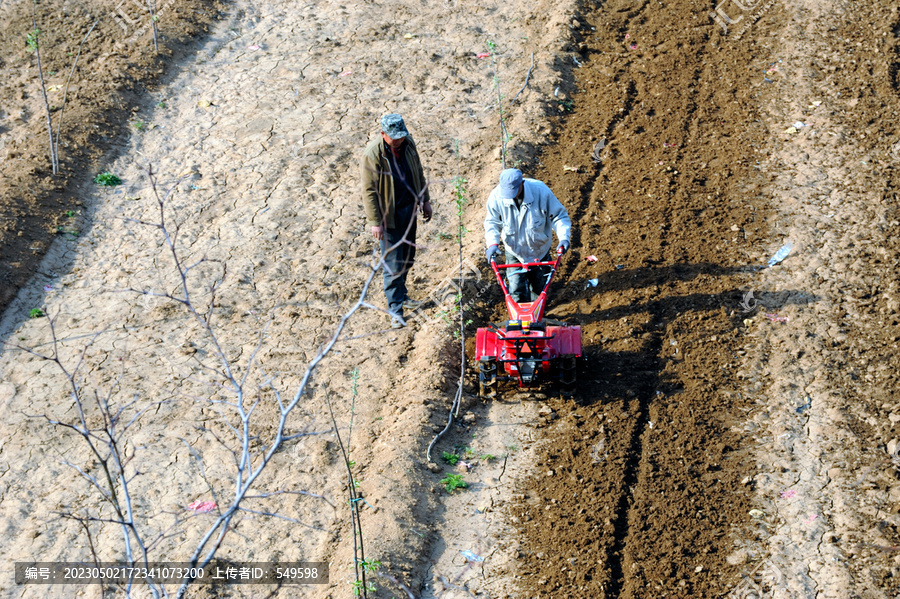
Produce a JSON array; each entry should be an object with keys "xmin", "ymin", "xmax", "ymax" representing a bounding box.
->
[{"xmin": 3, "ymin": 0, "xmax": 900, "ymax": 597}]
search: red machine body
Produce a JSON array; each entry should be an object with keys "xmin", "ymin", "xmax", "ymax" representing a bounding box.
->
[{"xmin": 474, "ymin": 252, "xmax": 582, "ymax": 396}]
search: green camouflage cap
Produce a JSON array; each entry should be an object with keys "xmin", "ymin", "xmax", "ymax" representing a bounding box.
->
[{"xmin": 380, "ymin": 113, "xmax": 409, "ymax": 139}]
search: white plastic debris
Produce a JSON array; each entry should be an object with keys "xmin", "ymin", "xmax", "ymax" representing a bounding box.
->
[{"xmin": 767, "ymin": 242, "xmax": 793, "ymax": 268}]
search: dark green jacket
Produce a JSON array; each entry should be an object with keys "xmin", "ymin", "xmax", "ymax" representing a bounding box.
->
[{"xmin": 361, "ymin": 135, "xmax": 430, "ymax": 229}]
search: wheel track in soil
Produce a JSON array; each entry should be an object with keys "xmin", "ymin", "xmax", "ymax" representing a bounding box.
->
[
  {"xmin": 507, "ymin": 0, "xmax": 781, "ymax": 596},
  {"xmin": 545, "ymin": 3, "xmax": 704, "ymax": 588}
]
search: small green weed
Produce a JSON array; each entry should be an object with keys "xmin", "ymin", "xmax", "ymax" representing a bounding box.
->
[
  {"xmin": 437, "ymin": 309, "xmax": 453, "ymax": 327},
  {"xmin": 352, "ymin": 558, "xmax": 381, "ymax": 595},
  {"xmin": 351, "ymin": 580, "xmax": 376, "ymax": 596},
  {"xmin": 26, "ymin": 29, "xmax": 40, "ymax": 53},
  {"xmin": 132, "ymin": 120, "xmax": 146, "ymax": 131},
  {"xmin": 94, "ymin": 172, "xmax": 122, "ymax": 186},
  {"xmin": 441, "ymin": 451, "xmax": 459, "ymax": 465},
  {"xmin": 436, "ymin": 231, "xmax": 454, "ymax": 241},
  {"xmin": 441, "ymin": 473, "xmax": 468, "ymax": 493},
  {"xmin": 157, "ymin": 101, "xmax": 167, "ymax": 109},
  {"xmin": 458, "ymin": 446, "xmax": 475, "ymax": 458},
  {"xmin": 452, "ymin": 175, "xmax": 470, "ymax": 241},
  {"xmin": 480, "ymin": 454, "xmax": 496, "ymax": 462},
  {"xmin": 360, "ymin": 559, "xmax": 381, "ymax": 573},
  {"xmin": 65, "ymin": 210, "xmax": 76, "ymax": 218},
  {"xmin": 29, "ymin": 308, "xmax": 44, "ymax": 319}
]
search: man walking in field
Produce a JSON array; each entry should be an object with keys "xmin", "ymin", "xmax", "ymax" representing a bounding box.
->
[
  {"xmin": 361, "ymin": 113, "xmax": 433, "ymax": 328},
  {"xmin": 484, "ymin": 168, "xmax": 571, "ymax": 303}
]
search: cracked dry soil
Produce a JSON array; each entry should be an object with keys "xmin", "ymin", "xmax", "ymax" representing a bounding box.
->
[{"xmin": 3, "ymin": 0, "xmax": 900, "ymax": 598}]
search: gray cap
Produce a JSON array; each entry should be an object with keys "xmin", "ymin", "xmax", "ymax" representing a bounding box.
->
[
  {"xmin": 380, "ymin": 113, "xmax": 409, "ymax": 139},
  {"xmin": 498, "ymin": 168, "xmax": 523, "ymax": 199}
]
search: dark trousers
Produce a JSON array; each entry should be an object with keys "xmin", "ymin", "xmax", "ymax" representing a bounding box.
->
[
  {"xmin": 505, "ymin": 250, "xmax": 551, "ymax": 304},
  {"xmin": 381, "ymin": 204, "xmax": 417, "ymax": 318}
]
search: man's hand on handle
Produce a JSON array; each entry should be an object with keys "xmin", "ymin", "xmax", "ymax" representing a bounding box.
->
[
  {"xmin": 557, "ymin": 240, "xmax": 570, "ymax": 255},
  {"xmin": 486, "ymin": 244, "xmax": 500, "ymax": 263}
]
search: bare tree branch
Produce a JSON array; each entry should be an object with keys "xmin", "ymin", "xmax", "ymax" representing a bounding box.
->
[{"xmin": 4, "ymin": 162, "xmax": 430, "ymax": 597}]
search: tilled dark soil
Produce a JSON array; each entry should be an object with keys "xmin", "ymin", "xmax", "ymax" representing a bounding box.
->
[{"xmin": 505, "ymin": 0, "xmax": 900, "ymax": 597}]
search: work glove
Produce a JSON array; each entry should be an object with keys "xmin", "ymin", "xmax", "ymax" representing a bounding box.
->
[
  {"xmin": 486, "ymin": 244, "xmax": 500, "ymax": 263},
  {"xmin": 557, "ymin": 241, "xmax": 570, "ymax": 255}
]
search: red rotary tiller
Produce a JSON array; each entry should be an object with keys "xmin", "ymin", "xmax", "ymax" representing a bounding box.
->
[{"xmin": 474, "ymin": 250, "xmax": 582, "ymax": 398}]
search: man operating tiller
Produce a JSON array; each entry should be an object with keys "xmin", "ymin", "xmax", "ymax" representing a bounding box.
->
[
  {"xmin": 483, "ymin": 168, "xmax": 572, "ymax": 302},
  {"xmin": 477, "ymin": 168, "xmax": 580, "ymax": 397}
]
